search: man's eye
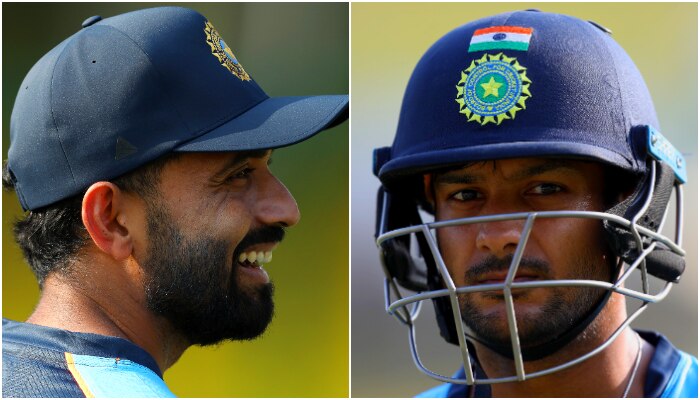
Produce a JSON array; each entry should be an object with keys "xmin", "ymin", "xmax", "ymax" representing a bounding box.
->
[
  {"xmin": 225, "ymin": 168, "xmax": 254, "ymax": 184},
  {"xmin": 529, "ymin": 183, "xmax": 562, "ymax": 195},
  {"xmin": 451, "ymin": 190, "xmax": 481, "ymax": 201}
]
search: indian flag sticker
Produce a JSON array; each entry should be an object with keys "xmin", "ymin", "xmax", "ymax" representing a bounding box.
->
[{"xmin": 468, "ymin": 26, "xmax": 533, "ymax": 53}]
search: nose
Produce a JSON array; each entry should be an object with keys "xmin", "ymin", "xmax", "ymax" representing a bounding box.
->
[
  {"xmin": 472, "ymin": 194, "xmax": 530, "ymax": 257},
  {"xmin": 256, "ymin": 173, "xmax": 301, "ymax": 228},
  {"xmin": 475, "ymin": 219, "xmax": 523, "ymax": 258}
]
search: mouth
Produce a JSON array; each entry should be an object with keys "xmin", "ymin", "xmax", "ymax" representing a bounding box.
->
[
  {"xmin": 237, "ymin": 249, "xmax": 274, "ymax": 269},
  {"xmin": 233, "ymin": 244, "xmax": 278, "ymax": 284},
  {"xmin": 468, "ymin": 270, "xmax": 548, "ymax": 303},
  {"xmin": 477, "ymin": 274, "xmax": 540, "ymax": 285},
  {"xmin": 472, "ymin": 266, "xmax": 545, "ymax": 292},
  {"xmin": 465, "ymin": 255, "xmax": 551, "ymax": 289},
  {"xmin": 230, "ymin": 226, "xmax": 286, "ymax": 286}
]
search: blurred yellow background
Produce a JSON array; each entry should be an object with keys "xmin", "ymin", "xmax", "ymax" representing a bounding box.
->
[
  {"xmin": 3, "ymin": 2, "xmax": 348, "ymax": 397},
  {"xmin": 351, "ymin": 2, "xmax": 697, "ymax": 397}
]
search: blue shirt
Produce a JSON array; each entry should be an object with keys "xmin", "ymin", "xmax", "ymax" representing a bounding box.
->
[
  {"xmin": 2, "ymin": 318, "xmax": 176, "ymax": 398},
  {"xmin": 417, "ymin": 331, "xmax": 698, "ymax": 398}
]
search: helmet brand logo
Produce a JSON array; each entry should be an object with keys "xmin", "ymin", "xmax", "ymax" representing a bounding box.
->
[
  {"xmin": 456, "ymin": 53, "xmax": 532, "ymax": 125},
  {"xmin": 204, "ymin": 21, "xmax": 251, "ymax": 81}
]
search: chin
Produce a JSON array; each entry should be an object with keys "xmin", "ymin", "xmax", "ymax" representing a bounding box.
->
[{"xmin": 462, "ymin": 297, "xmax": 564, "ymax": 348}]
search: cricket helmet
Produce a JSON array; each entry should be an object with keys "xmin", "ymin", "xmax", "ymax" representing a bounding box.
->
[{"xmin": 373, "ymin": 10, "xmax": 686, "ymax": 385}]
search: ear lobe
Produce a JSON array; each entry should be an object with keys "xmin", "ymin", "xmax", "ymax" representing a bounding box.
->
[{"xmin": 82, "ymin": 182, "xmax": 133, "ymax": 260}]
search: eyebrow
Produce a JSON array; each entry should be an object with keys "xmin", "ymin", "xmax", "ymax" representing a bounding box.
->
[
  {"xmin": 434, "ymin": 160, "xmax": 580, "ymax": 185},
  {"xmin": 210, "ymin": 149, "xmax": 271, "ymax": 181}
]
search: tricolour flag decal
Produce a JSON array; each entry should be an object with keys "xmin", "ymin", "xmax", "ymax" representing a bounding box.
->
[{"xmin": 468, "ymin": 26, "xmax": 533, "ymax": 53}]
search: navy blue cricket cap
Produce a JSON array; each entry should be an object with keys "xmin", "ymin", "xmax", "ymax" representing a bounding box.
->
[
  {"xmin": 8, "ymin": 6, "xmax": 348, "ymax": 211},
  {"xmin": 375, "ymin": 10, "xmax": 658, "ymax": 187}
]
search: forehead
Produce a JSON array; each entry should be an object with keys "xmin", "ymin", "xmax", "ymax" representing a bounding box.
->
[{"xmin": 432, "ymin": 157, "xmax": 604, "ymax": 183}]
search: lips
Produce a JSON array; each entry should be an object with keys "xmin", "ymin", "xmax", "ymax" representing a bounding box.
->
[
  {"xmin": 478, "ymin": 276, "xmax": 539, "ymax": 285},
  {"xmin": 475, "ymin": 271, "xmax": 542, "ymax": 285},
  {"xmin": 235, "ymin": 241, "xmax": 279, "ymax": 271},
  {"xmin": 234, "ymin": 246, "xmax": 276, "ymax": 284}
]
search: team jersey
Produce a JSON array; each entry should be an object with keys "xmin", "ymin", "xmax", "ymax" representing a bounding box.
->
[
  {"xmin": 417, "ymin": 331, "xmax": 698, "ymax": 398},
  {"xmin": 2, "ymin": 318, "xmax": 176, "ymax": 398}
]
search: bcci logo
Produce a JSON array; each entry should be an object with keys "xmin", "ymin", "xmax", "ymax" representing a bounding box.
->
[
  {"xmin": 204, "ymin": 21, "xmax": 251, "ymax": 81},
  {"xmin": 455, "ymin": 53, "xmax": 531, "ymax": 125}
]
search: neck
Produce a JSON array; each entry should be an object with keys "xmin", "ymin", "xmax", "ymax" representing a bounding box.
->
[
  {"xmin": 26, "ymin": 257, "xmax": 188, "ymax": 373},
  {"xmin": 476, "ymin": 294, "xmax": 651, "ymax": 397}
]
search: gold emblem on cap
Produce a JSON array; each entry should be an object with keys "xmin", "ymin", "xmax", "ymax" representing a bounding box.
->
[
  {"xmin": 204, "ymin": 21, "xmax": 251, "ymax": 81},
  {"xmin": 456, "ymin": 53, "xmax": 531, "ymax": 125}
]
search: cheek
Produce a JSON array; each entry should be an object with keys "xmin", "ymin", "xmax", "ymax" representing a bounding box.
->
[
  {"xmin": 174, "ymin": 193, "xmax": 253, "ymax": 248},
  {"xmin": 533, "ymin": 218, "xmax": 609, "ymax": 275},
  {"xmin": 435, "ymin": 203, "xmax": 481, "ymax": 285},
  {"xmin": 435, "ymin": 225, "xmax": 476, "ymax": 284},
  {"xmin": 210, "ymin": 200, "xmax": 251, "ymax": 242},
  {"xmin": 545, "ymin": 217, "xmax": 605, "ymax": 248}
]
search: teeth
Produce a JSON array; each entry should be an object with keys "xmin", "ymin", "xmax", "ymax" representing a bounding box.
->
[{"xmin": 238, "ymin": 250, "xmax": 274, "ymax": 265}]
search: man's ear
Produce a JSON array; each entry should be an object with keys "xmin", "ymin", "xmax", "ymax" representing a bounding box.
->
[{"xmin": 82, "ymin": 182, "xmax": 133, "ymax": 260}]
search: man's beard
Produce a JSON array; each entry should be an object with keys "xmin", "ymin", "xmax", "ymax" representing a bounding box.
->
[
  {"xmin": 458, "ymin": 253, "xmax": 611, "ymax": 351},
  {"xmin": 141, "ymin": 200, "xmax": 282, "ymax": 346}
]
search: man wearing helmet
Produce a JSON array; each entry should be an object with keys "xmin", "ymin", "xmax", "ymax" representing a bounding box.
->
[{"xmin": 373, "ymin": 9, "xmax": 697, "ymax": 398}]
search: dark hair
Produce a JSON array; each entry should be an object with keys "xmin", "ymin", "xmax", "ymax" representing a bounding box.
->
[{"xmin": 2, "ymin": 154, "xmax": 181, "ymax": 287}]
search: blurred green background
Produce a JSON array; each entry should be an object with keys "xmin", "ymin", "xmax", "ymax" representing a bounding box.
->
[
  {"xmin": 351, "ymin": 2, "xmax": 698, "ymax": 397},
  {"xmin": 3, "ymin": 2, "xmax": 348, "ymax": 397}
]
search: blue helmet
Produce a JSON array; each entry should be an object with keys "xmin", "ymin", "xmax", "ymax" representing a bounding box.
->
[{"xmin": 373, "ymin": 10, "xmax": 686, "ymax": 385}]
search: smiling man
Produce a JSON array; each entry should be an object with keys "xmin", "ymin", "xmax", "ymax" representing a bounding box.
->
[
  {"xmin": 373, "ymin": 10, "xmax": 696, "ymax": 398},
  {"xmin": 2, "ymin": 6, "xmax": 347, "ymax": 398}
]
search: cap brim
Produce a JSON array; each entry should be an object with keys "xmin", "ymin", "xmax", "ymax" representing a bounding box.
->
[
  {"xmin": 174, "ymin": 95, "xmax": 348, "ymax": 152},
  {"xmin": 379, "ymin": 139, "xmax": 637, "ymax": 184}
]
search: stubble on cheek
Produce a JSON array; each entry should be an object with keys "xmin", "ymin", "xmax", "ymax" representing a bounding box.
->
[{"xmin": 454, "ymin": 253, "xmax": 611, "ymax": 349}]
